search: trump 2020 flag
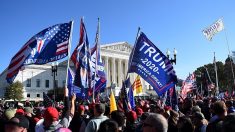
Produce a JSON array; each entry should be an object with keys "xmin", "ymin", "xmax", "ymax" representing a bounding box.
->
[
  {"xmin": 90, "ymin": 43, "xmax": 107, "ymax": 93},
  {"xmin": 6, "ymin": 22, "xmax": 73, "ymax": 83},
  {"xmin": 128, "ymin": 32, "xmax": 177, "ymax": 96},
  {"xmin": 67, "ymin": 67, "xmax": 85, "ymax": 99},
  {"xmin": 71, "ymin": 18, "xmax": 91, "ymax": 99},
  {"xmin": 202, "ymin": 18, "xmax": 224, "ymax": 41}
]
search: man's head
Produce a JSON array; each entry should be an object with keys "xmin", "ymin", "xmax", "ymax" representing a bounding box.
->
[
  {"xmin": 177, "ymin": 116, "xmax": 194, "ymax": 132},
  {"xmin": 98, "ymin": 119, "xmax": 119, "ymax": 132},
  {"xmin": 111, "ymin": 110, "xmax": 125, "ymax": 127},
  {"xmin": 225, "ymin": 100, "xmax": 233, "ymax": 108},
  {"xmin": 43, "ymin": 107, "xmax": 59, "ymax": 127},
  {"xmin": 77, "ymin": 105, "xmax": 85, "ymax": 115},
  {"xmin": 136, "ymin": 107, "xmax": 144, "ymax": 116},
  {"xmin": 126, "ymin": 110, "xmax": 137, "ymax": 123},
  {"xmin": 5, "ymin": 115, "xmax": 29, "ymax": 132},
  {"xmin": 191, "ymin": 105, "xmax": 201, "ymax": 114},
  {"xmin": 222, "ymin": 113, "xmax": 235, "ymax": 132},
  {"xmin": 15, "ymin": 109, "xmax": 24, "ymax": 116},
  {"xmin": 94, "ymin": 103, "xmax": 105, "ymax": 116},
  {"xmin": 143, "ymin": 113, "xmax": 168, "ymax": 132},
  {"xmin": 4, "ymin": 109, "xmax": 16, "ymax": 120},
  {"xmin": 213, "ymin": 101, "xmax": 227, "ymax": 117},
  {"xmin": 24, "ymin": 107, "xmax": 33, "ymax": 117},
  {"xmin": 192, "ymin": 112, "xmax": 205, "ymax": 126}
]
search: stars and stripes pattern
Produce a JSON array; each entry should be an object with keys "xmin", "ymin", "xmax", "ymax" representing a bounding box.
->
[
  {"xmin": 56, "ymin": 41, "xmax": 69, "ymax": 55},
  {"xmin": 118, "ymin": 81, "xmax": 131, "ymax": 112},
  {"xmin": 71, "ymin": 18, "xmax": 92, "ymax": 99},
  {"xmin": 164, "ymin": 86, "xmax": 178, "ymax": 111},
  {"xmin": 43, "ymin": 92, "xmax": 53, "ymax": 108},
  {"xmin": 6, "ymin": 22, "xmax": 72, "ymax": 83},
  {"xmin": 181, "ymin": 73, "xmax": 196, "ymax": 99},
  {"xmin": 90, "ymin": 43, "xmax": 106, "ymax": 93}
]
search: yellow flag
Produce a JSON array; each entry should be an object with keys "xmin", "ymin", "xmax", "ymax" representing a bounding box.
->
[
  {"xmin": 132, "ymin": 75, "xmax": 143, "ymax": 96},
  {"xmin": 110, "ymin": 90, "xmax": 117, "ymax": 113}
]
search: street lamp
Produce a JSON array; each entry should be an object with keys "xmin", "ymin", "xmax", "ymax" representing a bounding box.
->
[
  {"xmin": 166, "ymin": 48, "xmax": 177, "ymax": 65},
  {"xmin": 51, "ymin": 62, "xmax": 58, "ymax": 102}
]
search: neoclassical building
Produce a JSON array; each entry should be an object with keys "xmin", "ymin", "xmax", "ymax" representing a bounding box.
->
[{"xmin": 0, "ymin": 42, "xmax": 153, "ymax": 100}]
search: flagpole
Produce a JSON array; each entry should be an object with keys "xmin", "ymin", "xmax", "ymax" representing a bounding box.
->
[
  {"xmin": 223, "ymin": 22, "xmax": 235, "ymax": 92},
  {"xmin": 125, "ymin": 27, "xmax": 141, "ymax": 79},
  {"xmin": 93, "ymin": 18, "xmax": 100, "ymax": 102},
  {"xmin": 214, "ymin": 52, "xmax": 219, "ymax": 95},
  {"xmin": 204, "ymin": 66, "xmax": 212, "ymax": 83},
  {"xmin": 65, "ymin": 21, "xmax": 74, "ymax": 89}
]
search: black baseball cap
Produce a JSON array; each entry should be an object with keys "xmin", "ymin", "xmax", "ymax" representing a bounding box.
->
[{"xmin": 6, "ymin": 115, "xmax": 29, "ymax": 129}]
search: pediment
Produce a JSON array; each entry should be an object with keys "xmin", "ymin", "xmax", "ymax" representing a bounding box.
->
[{"xmin": 100, "ymin": 42, "xmax": 133, "ymax": 53}]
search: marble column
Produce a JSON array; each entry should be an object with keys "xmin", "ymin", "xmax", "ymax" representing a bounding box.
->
[
  {"xmin": 105, "ymin": 56, "xmax": 109, "ymax": 86},
  {"xmin": 118, "ymin": 59, "xmax": 122, "ymax": 87},
  {"xmin": 125, "ymin": 59, "xmax": 128, "ymax": 77},
  {"xmin": 112, "ymin": 58, "xmax": 116, "ymax": 84}
]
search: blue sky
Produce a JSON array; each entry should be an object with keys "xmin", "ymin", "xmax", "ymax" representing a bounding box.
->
[{"xmin": 0, "ymin": 0, "xmax": 235, "ymax": 79}]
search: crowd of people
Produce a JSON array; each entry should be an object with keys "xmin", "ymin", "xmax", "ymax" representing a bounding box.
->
[{"xmin": 1, "ymin": 88, "xmax": 235, "ymax": 132}]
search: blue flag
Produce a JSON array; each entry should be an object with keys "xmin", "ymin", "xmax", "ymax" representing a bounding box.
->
[
  {"xmin": 71, "ymin": 19, "xmax": 91, "ymax": 99},
  {"xmin": 128, "ymin": 32, "xmax": 177, "ymax": 96},
  {"xmin": 125, "ymin": 77, "xmax": 131, "ymax": 88},
  {"xmin": 90, "ymin": 43, "xmax": 107, "ymax": 93},
  {"xmin": 122, "ymin": 82, "xmax": 130, "ymax": 112},
  {"xmin": 165, "ymin": 86, "xmax": 178, "ymax": 111},
  {"xmin": 6, "ymin": 22, "xmax": 73, "ymax": 83},
  {"xmin": 67, "ymin": 67, "xmax": 86, "ymax": 99},
  {"xmin": 128, "ymin": 87, "xmax": 135, "ymax": 110}
]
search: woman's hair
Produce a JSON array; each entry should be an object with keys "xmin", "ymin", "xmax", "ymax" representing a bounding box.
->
[
  {"xmin": 177, "ymin": 116, "xmax": 194, "ymax": 132},
  {"xmin": 98, "ymin": 119, "xmax": 119, "ymax": 132}
]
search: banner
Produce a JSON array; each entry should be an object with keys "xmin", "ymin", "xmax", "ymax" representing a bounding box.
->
[
  {"xmin": 128, "ymin": 86, "xmax": 135, "ymax": 110},
  {"xmin": 6, "ymin": 22, "xmax": 72, "ymax": 83},
  {"xmin": 128, "ymin": 32, "xmax": 177, "ymax": 95},
  {"xmin": 202, "ymin": 18, "xmax": 224, "ymax": 41},
  {"xmin": 67, "ymin": 67, "xmax": 85, "ymax": 99},
  {"xmin": 90, "ymin": 44, "xmax": 106, "ymax": 93},
  {"xmin": 132, "ymin": 75, "xmax": 143, "ymax": 96},
  {"xmin": 181, "ymin": 73, "xmax": 196, "ymax": 99},
  {"xmin": 110, "ymin": 90, "xmax": 117, "ymax": 113},
  {"xmin": 71, "ymin": 18, "xmax": 91, "ymax": 99}
]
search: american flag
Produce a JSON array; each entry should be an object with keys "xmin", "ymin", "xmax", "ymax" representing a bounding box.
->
[
  {"xmin": 71, "ymin": 18, "xmax": 92, "ymax": 99},
  {"xmin": 181, "ymin": 73, "xmax": 196, "ymax": 99},
  {"xmin": 208, "ymin": 83, "xmax": 215, "ymax": 90},
  {"xmin": 164, "ymin": 86, "xmax": 178, "ymax": 111},
  {"xmin": 6, "ymin": 22, "xmax": 72, "ymax": 83},
  {"xmin": 43, "ymin": 92, "xmax": 53, "ymax": 108},
  {"xmin": 118, "ymin": 81, "xmax": 131, "ymax": 112}
]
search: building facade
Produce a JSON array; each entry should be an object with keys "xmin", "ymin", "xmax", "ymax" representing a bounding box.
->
[{"xmin": 0, "ymin": 42, "xmax": 153, "ymax": 100}]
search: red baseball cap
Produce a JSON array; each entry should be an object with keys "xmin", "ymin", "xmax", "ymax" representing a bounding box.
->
[
  {"xmin": 78, "ymin": 105, "xmax": 85, "ymax": 112},
  {"xmin": 136, "ymin": 107, "xmax": 143, "ymax": 116},
  {"xmin": 127, "ymin": 111, "xmax": 137, "ymax": 123},
  {"xmin": 44, "ymin": 107, "xmax": 59, "ymax": 121},
  {"xmin": 16, "ymin": 109, "xmax": 24, "ymax": 115}
]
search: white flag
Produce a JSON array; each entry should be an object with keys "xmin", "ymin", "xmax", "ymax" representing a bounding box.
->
[{"xmin": 202, "ymin": 19, "xmax": 224, "ymax": 41}]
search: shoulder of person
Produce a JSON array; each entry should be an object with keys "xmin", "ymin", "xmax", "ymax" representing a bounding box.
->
[{"xmin": 36, "ymin": 119, "xmax": 44, "ymax": 126}]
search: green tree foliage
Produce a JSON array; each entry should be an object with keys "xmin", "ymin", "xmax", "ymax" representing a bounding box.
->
[
  {"xmin": 47, "ymin": 87, "xmax": 64, "ymax": 101},
  {"xmin": 194, "ymin": 56, "xmax": 235, "ymax": 93},
  {"xmin": 5, "ymin": 81, "xmax": 24, "ymax": 101}
]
